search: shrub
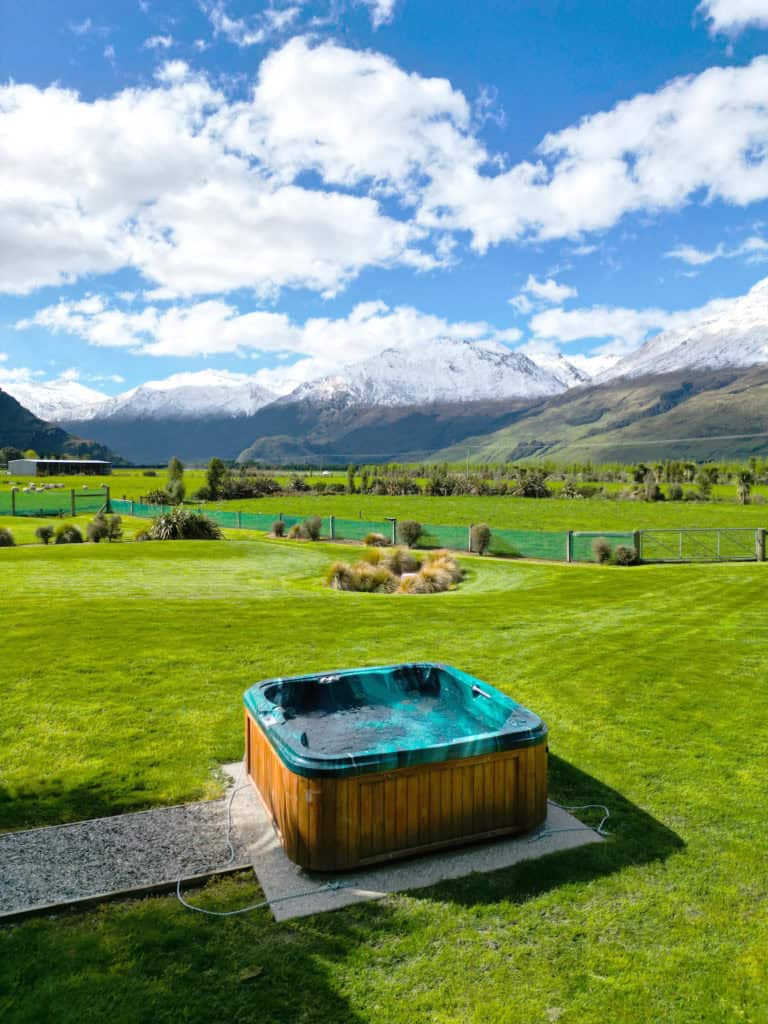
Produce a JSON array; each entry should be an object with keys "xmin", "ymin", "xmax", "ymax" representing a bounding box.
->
[
  {"xmin": 384, "ymin": 547, "xmax": 420, "ymax": 575},
  {"xmin": 55, "ymin": 523, "xmax": 83, "ymax": 544},
  {"xmin": 104, "ymin": 514, "xmax": 123, "ymax": 542},
  {"xmin": 142, "ymin": 469, "xmax": 157, "ymax": 477},
  {"xmin": 364, "ymin": 532, "xmax": 388, "ymax": 546},
  {"xmin": 87, "ymin": 515, "xmax": 109, "ymax": 543},
  {"xmin": 668, "ymin": 483, "xmax": 684, "ymax": 501},
  {"xmin": 149, "ymin": 509, "xmax": 222, "ymax": 541},
  {"xmin": 272, "ymin": 520, "xmax": 286, "ymax": 537},
  {"xmin": 145, "ymin": 489, "xmax": 170, "ymax": 505},
  {"xmin": 592, "ymin": 537, "xmax": 612, "ymax": 564},
  {"xmin": 135, "ymin": 528, "xmax": 152, "ymax": 542},
  {"xmin": 288, "ymin": 523, "xmax": 302, "ymax": 538},
  {"xmin": 35, "ymin": 525, "xmax": 55, "ymax": 545},
  {"xmin": 397, "ymin": 520, "xmax": 422, "ymax": 547},
  {"xmin": 613, "ymin": 545, "xmax": 638, "ymax": 566},
  {"xmin": 300, "ymin": 516, "xmax": 322, "ymax": 541},
  {"xmin": 470, "ymin": 523, "xmax": 492, "ymax": 555},
  {"xmin": 0, "ymin": 527, "xmax": 15, "ymax": 547}
]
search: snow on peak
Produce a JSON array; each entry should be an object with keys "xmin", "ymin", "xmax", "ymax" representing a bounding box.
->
[
  {"xmin": 603, "ymin": 276, "xmax": 768, "ymax": 380},
  {"xmin": 58, "ymin": 370, "xmax": 277, "ymax": 421},
  {"xmin": 285, "ymin": 337, "xmax": 574, "ymax": 407},
  {"xmin": 2, "ymin": 379, "xmax": 109, "ymax": 423}
]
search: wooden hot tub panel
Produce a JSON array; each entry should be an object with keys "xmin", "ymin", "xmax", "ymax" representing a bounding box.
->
[{"xmin": 245, "ymin": 709, "xmax": 548, "ymax": 871}]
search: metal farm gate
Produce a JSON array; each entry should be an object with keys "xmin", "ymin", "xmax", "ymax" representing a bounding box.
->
[{"xmin": 639, "ymin": 528, "xmax": 766, "ymax": 563}]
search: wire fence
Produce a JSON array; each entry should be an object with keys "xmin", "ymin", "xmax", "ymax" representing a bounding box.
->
[{"xmin": 109, "ymin": 499, "xmax": 637, "ymax": 564}]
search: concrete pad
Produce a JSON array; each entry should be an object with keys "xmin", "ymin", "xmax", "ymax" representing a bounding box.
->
[{"xmin": 225, "ymin": 762, "xmax": 605, "ymax": 922}]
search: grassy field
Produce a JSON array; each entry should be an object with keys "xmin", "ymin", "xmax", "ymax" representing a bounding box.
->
[{"xmin": 1, "ymin": 537, "xmax": 767, "ymax": 1022}]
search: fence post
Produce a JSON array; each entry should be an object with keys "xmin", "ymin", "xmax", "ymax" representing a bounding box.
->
[
  {"xmin": 633, "ymin": 530, "xmax": 641, "ymax": 562},
  {"xmin": 565, "ymin": 530, "xmax": 573, "ymax": 563},
  {"xmin": 468, "ymin": 524, "xmax": 473, "ymax": 553},
  {"xmin": 386, "ymin": 517, "xmax": 397, "ymax": 545},
  {"xmin": 10, "ymin": 487, "xmax": 16, "ymax": 517},
  {"xmin": 130, "ymin": 500, "xmax": 135, "ymax": 515},
  {"xmin": 329, "ymin": 515, "xmax": 335, "ymax": 540},
  {"xmin": 237, "ymin": 511, "xmax": 242, "ymax": 529},
  {"xmin": 756, "ymin": 528, "xmax": 765, "ymax": 562},
  {"xmin": 104, "ymin": 486, "xmax": 111, "ymax": 513},
  {"xmin": 70, "ymin": 489, "xmax": 76, "ymax": 516}
]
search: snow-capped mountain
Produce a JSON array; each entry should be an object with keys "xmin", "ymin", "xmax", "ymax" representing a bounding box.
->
[
  {"xmin": 524, "ymin": 351, "xmax": 591, "ymax": 389},
  {"xmin": 3, "ymin": 379, "xmax": 109, "ymax": 423},
  {"xmin": 603, "ymin": 277, "xmax": 768, "ymax": 380},
  {"xmin": 58, "ymin": 370, "xmax": 277, "ymax": 422},
  {"xmin": 282, "ymin": 339, "xmax": 582, "ymax": 408}
]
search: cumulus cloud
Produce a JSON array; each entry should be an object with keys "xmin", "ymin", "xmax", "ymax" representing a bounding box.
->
[
  {"xmin": 510, "ymin": 274, "xmax": 577, "ymax": 313},
  {"xmin": 6, "ymin": 39, "xmax": 768, "ymax": 300},
  {"xmin": 0, "ymin": 60, "xmax": 432, "ymax": 297},
  {"xmin": 698, "ymin": 0, "xmax": 768, "ymax": 35},
  {"xmin": 17, "ymin": 297, "xmax": 522, "ymax": 394}
]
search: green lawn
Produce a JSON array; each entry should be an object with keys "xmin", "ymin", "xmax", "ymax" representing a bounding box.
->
[{"xmin": 1, "ymin": 537, "xmax": 767, "ymax": 1021}]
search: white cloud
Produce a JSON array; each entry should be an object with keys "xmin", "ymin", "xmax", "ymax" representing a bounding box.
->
[
  {"xmin": 527, "ymin": 293, "xmax": 742, "ymax": 368},
  {"xmin": 227, "ymin": 36, "xmax": 476, "ymax": 193},
  {"xmin": 666, "ymin": 235, "xmax": 768, "ymax": 265},
  {"xmin": 200, "ymin": 0, "xmax": 299, "ymax": 46},
  {"xmin": 143, "ymin": 34, "xmax": 174, "ymax": 49},
  {"xmin": 419, "ymin": 57, "xmax": 768, "ymax": 249},
  {"xmin": 17, "ymin": 297, "xmax": 523, "ymax": 394},
  {"xmin": 0, "ymin": 61, "xmax": 431, "ymax": 297},
  {"xmin": 357, "ymin": 0, "xmax": 398, "ymax": 28},
  {"xmin": 6, "ymin": 40, "xmax": 768, "ymax": 301},
  {"xmin": 510, "ymin": 273, "xmax": 577, "ymax": 313},
  {"xmin": 698, "ymin": 0, "xmax": 768, "ymax": 35}
]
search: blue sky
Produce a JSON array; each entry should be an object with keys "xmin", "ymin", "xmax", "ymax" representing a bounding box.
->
[{"xmin": 3, "ymin": 0, "xmax": 768, "ymax": 399}]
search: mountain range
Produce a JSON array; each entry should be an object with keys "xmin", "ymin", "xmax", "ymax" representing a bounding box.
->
[
  {"xmin": 0, "ymin": 389, "xmax": 118, "ymax": 462},
  {"xmin": 4, "ymin": 277, "xmax": 768, "ymax": 464}
]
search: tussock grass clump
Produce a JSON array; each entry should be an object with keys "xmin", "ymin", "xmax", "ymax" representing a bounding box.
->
[
  {"xmin": 359, "ymin": 547, "xmax": 386, "ymax": 566},
  {"xmin": 272, "ymin": 520, "xmax": 285, "ymax": 538},
  {"xmin": 35, "ymin": 525, "xmax": 55, "ymax": 545},
  {"xmin": 326, "ymin": 547, "xmax": 462, "ymax": 595},
  {"xmin": 287, "ymin": 523, "xmax": 302, "ymax": 538},
  {"xmin": 383, "ymin": 546, "xmax": 419, "ymax": 575},
  {"xmin": 364, "ymin": 532, "xmax": 388, "ymax": 546},
  {"xmin": 326, "ymin": 561, "xmax": 360, "ymax": 591},
  {"xmin": 0, "ymin": 526, "xmax": 15, "ymax": 547}
]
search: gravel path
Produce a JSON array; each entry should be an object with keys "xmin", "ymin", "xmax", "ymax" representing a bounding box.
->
[{"xmin": 0, "ymin": 765, "xmax": 262, "ymax": 917}]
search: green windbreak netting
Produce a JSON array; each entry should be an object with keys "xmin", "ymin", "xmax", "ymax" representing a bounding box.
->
[
  {"xmin": 105, "ymin": 501, "xmax": 641, "ymax": 563},
  {"xmin": 333, "ymin": 518, "xmax": 391, "ymax": 542},
  {"xmin": 0, "ymin": 489, "xmax": 107, "ymax": 517},
  {"xmin": 571, "ymin": 532, "xmax": 635, "ymax": 562},
  {"xmin": 492, "ymin": 529, "xmax": 569, "ymax": 560},
  {"xmin": 420, "ymin": 523, "xmax": 468, "ymax": 550}
]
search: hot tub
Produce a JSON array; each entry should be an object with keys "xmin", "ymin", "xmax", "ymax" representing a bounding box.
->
[{"xmin": 244, "ymin": 663, "xmax": 547, "ymax": 871}]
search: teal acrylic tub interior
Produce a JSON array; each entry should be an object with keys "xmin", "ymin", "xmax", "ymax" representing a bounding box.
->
[{"xmin": 243, "ymin": 662, "xmax": 547, "ymax": 779}]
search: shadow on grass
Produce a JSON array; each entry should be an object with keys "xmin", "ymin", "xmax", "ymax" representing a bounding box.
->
[
  {"xmin": 401, "ymin": 755, "xmax": 685, "ymax": 909},
  {"xmin": 0, "ymin": 773, "xmax": 162, "ymax": 833}
]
